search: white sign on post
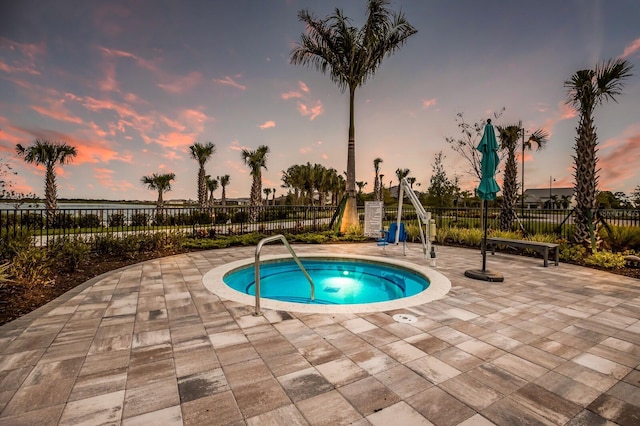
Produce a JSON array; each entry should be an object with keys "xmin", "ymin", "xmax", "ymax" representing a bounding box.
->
[{"xmin": 364, "ymin": 201, "xmax": 384, "ymax": 238}]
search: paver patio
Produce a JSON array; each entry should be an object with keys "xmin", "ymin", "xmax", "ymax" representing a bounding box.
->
[{"xmin": 0, "ymin": 243, "xmax": 639, "ymax": 425}]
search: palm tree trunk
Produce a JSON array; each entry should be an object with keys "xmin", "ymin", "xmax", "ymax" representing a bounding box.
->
[
  {"xmin": 249, "ymin": 175, "xmax": 261, "ymax": 222},
  {"xmin": 341, "ymin": 86, "xmax": 359, "ymax": 232},
  {"xmin": 499, "ymin": 152, "xmax": 517, "ymax": 231},
  {"xmin": 45, "ymin": 164, "xmax": 57, "ymax": 226},
  {"xmin": 574, "ymin": 113, "xmax": 599, "ymax": 249},
  {"xmin": 198, "ymin": 167, "xmax": 206, "ymax": 207}
]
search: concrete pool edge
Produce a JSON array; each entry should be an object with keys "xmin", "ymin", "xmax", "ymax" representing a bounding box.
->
[{"xmin": 202, "ymin": 253, "xmax": 452, "ymax": 314}]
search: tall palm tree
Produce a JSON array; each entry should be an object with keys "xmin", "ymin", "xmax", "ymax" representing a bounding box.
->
[
  {"xmin": 206, "ymin": 176, "xmax": 219, "ymax": 207},
  {"xmin": 242, "ymin": 145, "xmax": 269, "ymax": 222},
  {"xmin": 15, "ymin": 139, "xmax": 77, "ymax": 224},
  {"xmin": 373, "ymin": 158, "xmax": 383, "ymax": 202},
  {"xmin": 218, "ymin": 174, "xmax": 230, "ymax": 206},
  {"xmin": 189, "ymin": 142, "xmax": 216, "ymax": 207},
  {"xmin": 141, "ymin": 172, "xmax": 175, "ymax": 212},
  {"xmin": 564, "ymin": 58, "xmax": 633, "ymax": 248},
  {"xmin": 497, "ymin": 124, "xmax": 548, "ymax": 231},
  {"xmin": 291, "ymin": 0, "xmax": 417, "ymax": 232}
]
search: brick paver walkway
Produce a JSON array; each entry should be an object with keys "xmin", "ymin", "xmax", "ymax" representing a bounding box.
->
[{"xmin": 1, "ymin": 243, "xmax": 639, "ymax": 425}]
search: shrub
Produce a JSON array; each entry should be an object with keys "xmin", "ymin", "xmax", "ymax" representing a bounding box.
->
[
  {"xmin": 10, "ymin": 247, "xmax": 53, "ymax": 287},
  {"xmin": 232, "ymin": 211, "xmax": 249, "ymax": 223},
  {"xmin": 559, "ymin": 243, "xmax": 587, "ymax": 263},
  {"xmin": 77, "ymin": 213, "xmax": 102, "ymax": 229},
  {"xmin": 0, "ymin": 228, "xmax": 33, "ymax": 261},
  {"xmin": 91, "ymin": 234, "xmax": 120, "ymax": 256},
  {"xmin": 214, "ymin": 211, "xmax": 229, "ymax": 224},
  {"xmin": 20, "ymin": 213, "xmax": 44, "ymax": 230},
  {"xmin": 50, "ymin": 236, "xmax": 90, "ymax": 272},
  {"xmin": 525, "ymin": 233, "xmax": 559, "ymax": 244},
  {"xmin": 108, "ymin": 213, "xmax": 126, "ymax": 227},
  {"xmin": 52, "ymin": 212, "xmax": 76, "ymax": 229},
  {"xmin": 130, "ymin": 213, "xmax": 149, "ymax": 227},
  {"xmin": 488, "ymin": 230, "xmax": 522, "ymax": 240},
  {"xmin": 601, "ymin": 225, "xmax": 640, "ymax": 252},
  {"xmin": 584, "ymin": 250, "xmax": 626, "ymax": 269},
  {"xmin": 435, "ymin": 228, "xmax": 450, "ymax": 244},
  {"xmin": 0, "ymin": 262, "xmax": 12, "ymax": 288}
]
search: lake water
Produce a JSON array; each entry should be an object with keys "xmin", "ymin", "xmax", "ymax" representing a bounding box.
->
[{"xmin": 0, "ymin": 202, "xmax": 160, "ymax": 211}]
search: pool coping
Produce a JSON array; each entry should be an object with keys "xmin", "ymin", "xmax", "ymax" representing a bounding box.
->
[{"xmin": 203, "ymin": 253, "xmax": 451, "ymax": 314}]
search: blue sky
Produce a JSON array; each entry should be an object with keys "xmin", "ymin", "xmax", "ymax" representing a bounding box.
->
[{"xmin": 1, "ymin": 0, "xmax": 639, "ymax": 201}]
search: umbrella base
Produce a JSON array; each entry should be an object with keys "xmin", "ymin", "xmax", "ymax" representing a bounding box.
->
[{"xmin": 464, "ymin": 269, "xmax": 504, "ymax": 282}]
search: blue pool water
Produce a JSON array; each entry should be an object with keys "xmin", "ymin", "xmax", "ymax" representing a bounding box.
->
[{"xmin": 223, "ymin": 259, "xmax": 431, "ymax": 305}]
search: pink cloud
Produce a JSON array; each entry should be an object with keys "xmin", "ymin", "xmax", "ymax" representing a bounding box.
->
[
  {"xmin": 155, "ymin": 131, "xmax": 197, "ymax": 149},
  {"xmin": 157, "ymin": 71, "xmax": 203, "ymax": 94},
  {"xmin": 281, "ymin": 91, "xmax": 303, "ymax": 100},
  {"xmin": 0, "ymin": 38, "xmax": 45, "ymax": 75},
  {"xmin": 297, "ymin": 101, "xmax": 324, "ymax": 120},
  {"xmin": 181, "ymin": 109, "xmax": 208, "ymax": 126},
  {"xmin": 227, "ymin": 140, "xmax": 250, "ymax": 152},
  {"xmin": 98, "ymin": 46, "xmax": 158, "ymax": 72},
  {"xmin": 93, "ymin": 167, "xmax": 135, "ymax": 192},
  {"xmin": 422, "ymin": 98, "xmax": 437, "ymax": 109},
  {"xmin": 259, "ymin": 120, "xmax": 276, "ymax": 129},
  {"xmin": 621, "ymin": 37, "xmax": 640, "ymax": 59},
  {"xmin": 213, "ymin": 75, "xmax": 246, "ymax": 91},
  {"xmin": 30, "ymin": 104, "xmax": 83, "ymax": 124},
  {"xmin": 598, "ymin": 128, "xmax": 640, "ymax": 191},
  {"xmin": 299, "ymin": 81, "xmax": 309, "ymax": 92},
  {"xmin": 99, "ymin": 62, "xmax": 118, "ymax": 92}
]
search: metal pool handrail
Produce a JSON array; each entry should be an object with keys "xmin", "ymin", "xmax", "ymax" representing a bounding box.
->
[{"xmin": 254, "ymin": 234, "xmax": 315, "ymax": 315}]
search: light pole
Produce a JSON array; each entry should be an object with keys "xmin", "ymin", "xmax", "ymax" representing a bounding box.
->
[{"xmin": 549, "ymin": 176, "xmax": 556, "ymax": 209}]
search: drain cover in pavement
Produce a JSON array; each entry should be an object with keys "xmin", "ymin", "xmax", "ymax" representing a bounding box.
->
[{"xmin": 393, "ymin": 313, "xmax": 417, "ymax": 323}]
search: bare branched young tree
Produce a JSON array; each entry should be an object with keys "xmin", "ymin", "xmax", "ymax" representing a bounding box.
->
[{"xmin": 445, "ymin": 109, "xmax": 505, "ymax": 186}]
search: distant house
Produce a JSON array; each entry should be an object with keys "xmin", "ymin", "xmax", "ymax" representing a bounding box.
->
[{"xmin": 523, "ymin": 187, "xmax": 575, "ymax": 209}]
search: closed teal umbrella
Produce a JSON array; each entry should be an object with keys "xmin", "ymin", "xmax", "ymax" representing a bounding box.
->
[
  {"xmin": 476, "ymin": 120, "xmax": 501, "ymax": 201},
  {"xmin": 465, "ymin": 119, "xmax": 504, "ymax": 282}
]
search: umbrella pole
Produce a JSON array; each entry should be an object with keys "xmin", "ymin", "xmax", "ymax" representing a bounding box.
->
[{"xmin": 482, "ymin": 199, "xmax": 488, "ymax": 272}]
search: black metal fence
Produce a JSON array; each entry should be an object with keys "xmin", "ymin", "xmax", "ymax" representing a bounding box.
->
[
  {"xmin": 1, "ymin": 204, "xmax": 638, "ymax": 250},
  {"xmin": 361, "ymin": 206, "xmax": 640, "ymax": 240},
  {"xmin": 0, "ymin": 205, "xmax": 337, "ymax": 249}
]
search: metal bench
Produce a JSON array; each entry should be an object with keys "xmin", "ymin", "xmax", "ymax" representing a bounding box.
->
[{"xmin": 486, "ymin": 237, "xmax": 559, "ymax": 267}]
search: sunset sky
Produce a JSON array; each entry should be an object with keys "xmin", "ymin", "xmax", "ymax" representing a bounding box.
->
[{"xmin": 1, "ymin": 0, "xmax": 639, "ymax": 202}]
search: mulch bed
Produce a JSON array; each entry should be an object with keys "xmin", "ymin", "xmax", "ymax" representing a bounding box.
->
[{"xmin": 0, "ymin": 248, "xmax": 189, "ymax": 327}]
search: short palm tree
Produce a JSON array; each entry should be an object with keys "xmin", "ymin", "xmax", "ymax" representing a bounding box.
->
[
  {"xmin": 189, "ymin": 142, "xmax": 216, "ymax": 208},
  {"xmin": 206, "ymin": 176, "xmax": 219, "ymax": 207},
  {"xmin": 141, "ymin": 172, "xmax": 175, "ymax": 212},
  {"xmin": 218, "ymin": 174, "xmax": 230, "ymax": 206},
  {"xmin": 15, "ymin": 139, "xmax": 77, "ymax": 224},
  {"xmin": 373, "ymin": 158, "xmax": 383, "ymax": 202},
  {"xmin": 497, "ymin": 124, "xmax": 548, "ymax": 231},
  {"xmin": 263, "ymin": 188, "xmax": 272, "ymax": 206},
  {"xmin": 241, "ymin": 145, "xmax": 269, "ymax": 222},
  {"xmin": 291, "ymin": 0, "xmax": 417, "ymax": 232},
  {"xmin": 564, "ymin": 58, "xmax": 633, "ymax": 248}
]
